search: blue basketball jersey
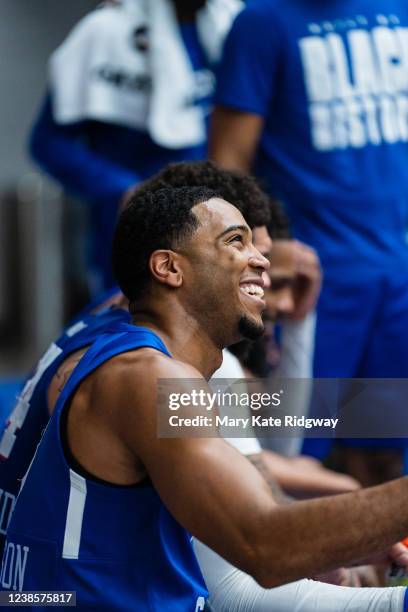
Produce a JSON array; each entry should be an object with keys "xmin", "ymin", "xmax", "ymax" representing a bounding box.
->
[
  {"xmin": 0, "ymin": 306, "xmax": 130, "ymax": 556},
  {"xmin": 1, "ymin": 324, "xmax": 208, "ymax": 611}
]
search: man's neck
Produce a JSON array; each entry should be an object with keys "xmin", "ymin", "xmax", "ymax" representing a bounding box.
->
[{"xmin": 131, "ymin": 308, "xmax": 223, "ymax": 380}]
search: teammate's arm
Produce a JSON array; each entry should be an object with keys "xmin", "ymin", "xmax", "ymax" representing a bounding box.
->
[
  {"xmin": 260, "ymin": 450, "xmax": 360, "ymax": 498},
  {"xmin": 29, "ymin": 95, "xmax": 140, "ymax": 205},
  {"xmin": 114, "ymin": 355, "xmax": 408, "ymax": 589},
  {"xmin": 246, "ymin": 453, "xmax": 292, "ymax": 504},
  {"xmin": 210, "ymin": 2, "xmax": 279, "ymax": 173},
  {"xmin": 210, "ymin": 108, "xmax": 263, "ymax": 172}
]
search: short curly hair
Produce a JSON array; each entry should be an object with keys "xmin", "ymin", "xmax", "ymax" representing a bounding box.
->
[
  {"xmin": 130, "ymin": 161, "xmax": 271, "ymax": 229},
  {"xmin": 112, "ymin": 185, "xmax": 219, "ymax": 302}
]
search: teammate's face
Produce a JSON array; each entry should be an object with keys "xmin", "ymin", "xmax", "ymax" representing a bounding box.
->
[
  {"xmin": 181, "ymin": 198, "xmax": 269, "ymax": 345},
  {"xmin": 264, "ymin": 241, "xmax": 296, "ymax": 322}
]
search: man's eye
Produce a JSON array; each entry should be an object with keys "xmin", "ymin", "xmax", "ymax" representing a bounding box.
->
[{"xmin": 229, "ymin": 235, "xmax": 243, "ymax": 244}]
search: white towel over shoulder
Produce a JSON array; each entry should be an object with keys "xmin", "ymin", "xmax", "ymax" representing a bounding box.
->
[{"xmin": 49, "ymin": 0, "xmax": 242, "ymax": 149}]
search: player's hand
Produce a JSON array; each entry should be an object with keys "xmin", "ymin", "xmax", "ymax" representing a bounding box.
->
[
  {"xmin": 289, "ymin": 240, "xmax": 322, "ymax": 320},
  {"xmin": 360, "ymin": 542, "xmax": 408, "ymax": 574},
  {"xmin": 386, "ymin": 542, "xmax": 408, "ymax": 573}
]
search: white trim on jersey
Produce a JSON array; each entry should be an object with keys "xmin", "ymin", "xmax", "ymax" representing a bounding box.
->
[
  {"xmin": 62, "ymin": 470, "xmax": 87, "ymax": 559},
  {"xmin": 65, "ymin": 320, "xmax": 88, "ymax": 337},
  {"xmin": 0, "ymin": 342, "xmax": 63, "ymax": 460}
]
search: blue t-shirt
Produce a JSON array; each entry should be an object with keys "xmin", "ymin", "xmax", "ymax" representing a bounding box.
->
[
  {"xmin": 1, "ymin": 323, "xmax": 208, "ymax": 610},
  {"xmin": 30, "ymin": 22, "xmax": 214, "ymax": 290},
  {"xmin": 0, "ymin": 306, "xmax": 131, "ymax": 558},
  {"xmin": 216, "ymin": 0, "xmax": 408, "ymax": 275}
]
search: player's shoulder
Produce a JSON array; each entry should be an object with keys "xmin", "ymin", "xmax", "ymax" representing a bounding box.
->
[
  {"xmin": 85, "ymin": 349, "xmax": 205, "ymax": 427},
  {"xmin": 95, "ymin": 348, "xmax": 204, "ymax": 394}
]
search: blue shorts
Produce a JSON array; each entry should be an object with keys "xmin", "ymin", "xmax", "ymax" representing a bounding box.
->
[{"xmin": 311, "ymin": 270, "xmax": 408, "ymax": 452}]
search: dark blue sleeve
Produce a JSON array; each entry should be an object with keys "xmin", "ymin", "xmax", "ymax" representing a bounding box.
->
[
  {"xmin": 404, "ymin": 587, "xmax": 408, "ymax": 611},
  {"xmin": 215, "ymin": 3, "xmax": 283, "ymax": 116},
  {"xmin": 29, "ymin": 94, "xmax": 140, "ymax": 204}
]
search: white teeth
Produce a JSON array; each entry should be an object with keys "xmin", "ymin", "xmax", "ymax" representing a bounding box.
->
[{"xmin": 240, "ymin": 284, "xmax": 264, "ymax": 298}]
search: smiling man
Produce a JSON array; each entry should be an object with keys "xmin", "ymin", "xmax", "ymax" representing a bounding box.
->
[{"xmin": 3, "ymin": 183, "xmax": 408, "ymax": 610}]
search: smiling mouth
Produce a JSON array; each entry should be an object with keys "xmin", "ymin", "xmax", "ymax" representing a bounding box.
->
[{"xmin": 239, "ymin": 283, "xmax": 265, "ymax": 299}]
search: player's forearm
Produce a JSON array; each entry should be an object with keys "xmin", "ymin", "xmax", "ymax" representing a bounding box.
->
[
  {"xmin": 251, "ymin": 476, "xmax": 408, "ymax": 588},
  {"xmin": 142, "ymin": 403, "xmax": 408, "ymax": 591},
  {"xmin": 29, "ymin": 95, "xmax": 139, "ymax": 204},
  {"xmin": 261, "ymin": 451, "xmax": 359, "ymax": 498}
]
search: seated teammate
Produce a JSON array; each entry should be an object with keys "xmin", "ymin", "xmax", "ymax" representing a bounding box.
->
[{"xmin": 232, "ymin": 239, "xmax": 359, "ymax": 498}]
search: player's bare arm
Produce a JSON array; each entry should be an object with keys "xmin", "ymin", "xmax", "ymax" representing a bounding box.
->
[
  {"xmin": 210, "ymin": 107, "xmax": 264, "ymax": 172},
  {"xmin": 77, "ymin": 352, "xmax": 408, "ymax": 589}
]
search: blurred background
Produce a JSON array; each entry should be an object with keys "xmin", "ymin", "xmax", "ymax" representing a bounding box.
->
[
  {"xmin": 0, "ymin": 1, "xmax": 97, "ymax": 411},
  {"xmin": 2, "ymin": 1, "xmax": 408, "ymax": 484}
]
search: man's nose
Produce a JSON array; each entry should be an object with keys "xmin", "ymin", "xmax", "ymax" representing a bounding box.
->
[{"xmin": 262, "ymin": 270, "xmax": 271, "ymax": 289}]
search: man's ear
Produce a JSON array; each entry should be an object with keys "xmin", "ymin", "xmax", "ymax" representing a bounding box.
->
[{"xmin": 149, "ymin": 250, "xmax": 183, "ymax": 288}]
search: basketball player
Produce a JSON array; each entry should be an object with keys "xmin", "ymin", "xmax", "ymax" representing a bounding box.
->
[
  {"xmin": 3, "ymin": 183, "xmax": 408, "ymax": 611},
  {"xmin": 0, "ymin": 161, "xmax": 351, "ymax": 556}
]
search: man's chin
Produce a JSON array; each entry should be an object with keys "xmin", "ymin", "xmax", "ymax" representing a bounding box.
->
[{"xmin": 238, "ymin": 315, "xmax": 265, "ymax": 341}]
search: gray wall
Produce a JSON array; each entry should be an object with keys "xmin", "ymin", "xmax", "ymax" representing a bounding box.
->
[
  {"xmin": 0, "ymin": 0, "xmax": 96, "ymax": 185},
  {"xmin": 0, "ymin": 1, "xmax": 97, "ymax": 374}
]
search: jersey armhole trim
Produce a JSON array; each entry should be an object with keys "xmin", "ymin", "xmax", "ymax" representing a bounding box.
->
[{"xmin": 62, "ymin": 469, "xmax": 87, "ymax": 559}]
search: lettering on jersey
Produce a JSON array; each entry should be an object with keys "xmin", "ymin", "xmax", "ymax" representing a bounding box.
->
[
  {"xmin": 0, "ymin": 489, "xmax": 16, "ymax": 535},
  {"xmin": 299, "ymin": 14, "xmax": 408, "ymax": 151},
  {"xmin": 93, "ymin": 65, "xmax": 152, "ymax": 93},
  {"xmin": 0, "ymin": 542, "xmax": 29, "ymax": 591},
  {"xmin": 0, "ymin": 343, "xmax": 63, "ymax": 460}
]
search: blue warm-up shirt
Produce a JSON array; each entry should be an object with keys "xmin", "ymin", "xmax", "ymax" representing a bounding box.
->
[{"xmin": 216, "ymin": 0, "xmax": 408, "ymax": 276}]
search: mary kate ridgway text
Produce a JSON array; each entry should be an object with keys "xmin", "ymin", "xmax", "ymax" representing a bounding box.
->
[{"xmin": 168, "ymin": 415, "xmax": 339, "ymax": 430}]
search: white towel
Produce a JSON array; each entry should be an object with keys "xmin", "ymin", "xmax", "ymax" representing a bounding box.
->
[{"xmin": 49, "ymin": 0, "xmax": 242, "ymax": 149}]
